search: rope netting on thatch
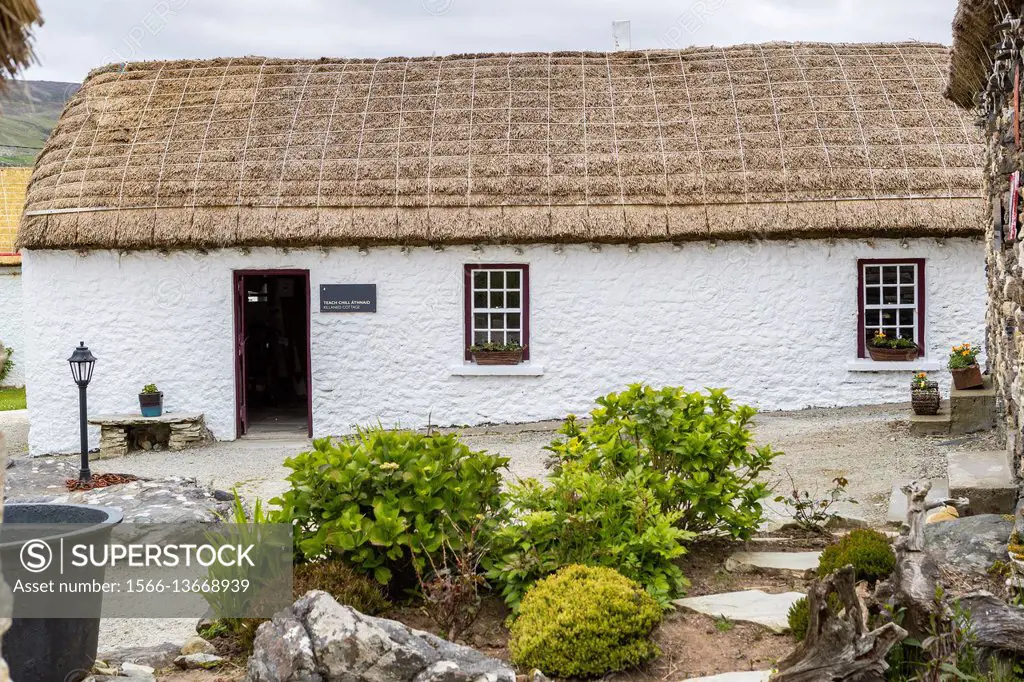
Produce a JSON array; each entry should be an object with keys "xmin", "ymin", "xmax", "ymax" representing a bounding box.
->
[{"xmin": 19, "ymin": 42, "xmax": 984, "ymax": 251}]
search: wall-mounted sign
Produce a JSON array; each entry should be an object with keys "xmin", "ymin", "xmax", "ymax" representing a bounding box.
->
[{"xmin": 320, "ymin": 284, "xmax": 377, "ymax": 313}]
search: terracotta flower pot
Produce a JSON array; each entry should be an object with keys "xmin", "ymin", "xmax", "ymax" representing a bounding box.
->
[
  {"xmin": 950, "ymin": 364, "xmax": 984, "ymax": 390},
  {"xmin": 471, "ymin": 349, "xmax": 524, "ymax": 366},
  {"xmin": 868, "ymin": 345, "xmax": 919, "ymax": 362},
  {"xmin": 911, "ymin": 382, "xmax": 940, "ymax": 415}
]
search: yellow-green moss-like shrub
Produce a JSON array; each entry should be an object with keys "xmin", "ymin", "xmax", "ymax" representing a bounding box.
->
[
  {"xmin": 818, "ymin": 529, "xmax": 896, "ymax": 584},
  {"xmin": 508, "ymin": 565, "xmax": 662, "ymax": 678}
]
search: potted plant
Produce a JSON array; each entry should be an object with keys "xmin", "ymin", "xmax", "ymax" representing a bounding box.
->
[
  {"xmin": 469, "ymin": 341, "xmax": 525, "ymax": 366},
  {"xmin": 948, "ymin": 342, "xmax": 983, "ymax": 390},
  {"xmin": 139, "ymin": 383, "xmax": 163, "ymax": 417},
  {"xmin": 910, "ymin": 372, "xmax": 940, "ymax": 416},
  {"xmin": 867, "ymin": 331, "xmax": 919, "ymax": 361}
]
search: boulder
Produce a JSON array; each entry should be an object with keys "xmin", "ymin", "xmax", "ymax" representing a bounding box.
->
[
  {"xmin": 924, "ymin": 514, "xmax": 1014, "ymax": 576},
  {"xmin": 247, "ymin": 591, "xmax": 515, "ymax": 682},
  {"xmin": 97, "ymin": 642, "xmax": 181, "ymax": 671},
  {"xmin": 175, "ymin": 653, "xmax": 225, "ymax": 670},
  {"xmin": 180, "ymin": 634, "xmax": 217, "ymax": 656}
]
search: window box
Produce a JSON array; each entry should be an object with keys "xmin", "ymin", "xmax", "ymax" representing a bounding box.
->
[
  {"xmin": 867, "ymin": 345, "xmax": 920, "ymax": 362},
  {"xmin": 470, "ymin": 348, "xmax": 525, "ymax": 366}
]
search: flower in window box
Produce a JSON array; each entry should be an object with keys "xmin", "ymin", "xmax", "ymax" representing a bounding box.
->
[
  {"xmin": 469, "ymin": 341, "xmax": 526, "ymax": 366},
  {"xmin": 948, "ymin": 343, "xmax": 984, "ymax": 390},
  {"xmin": 867, "ymin": 330, "xmax": 919, "ymax": 362}
]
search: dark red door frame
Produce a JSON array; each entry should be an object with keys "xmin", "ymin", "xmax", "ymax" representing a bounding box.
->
[
  {"xmin": 233, "ymin": 269, "xmax": 313, "ymax": 438},
  {"xmin": 856, "ymin": 258, "xmax": 926, "ymax": 359}
]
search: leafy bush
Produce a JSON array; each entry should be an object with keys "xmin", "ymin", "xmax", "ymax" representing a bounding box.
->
[
  {"xmin": 546, "ymin": 385, "xmax": 779, "ymax": 540},
  {"xmin": 271, "ymin": 428, "xmax": 508, "ymax": 585},
  {"xmin": 869, "ymin": 331, "xmax": 917, "ymax": 350},
  {"xmin": 485, "ymin": 457, "xmax": 692, "ymax": 610},
  {"xmin": 818, "ymin": 529, "xmax": 895, "ymax": 584},
  {"xmin": 774, "ymin": 473, "xmax": 857, "ymax": 534},
  {"xmin": 508, "ymin": 565, "xmax": 662, "ymax": 678},
  {"xmin": 0, "ymin": 345, "xmax": 13, "ymax": 384}
]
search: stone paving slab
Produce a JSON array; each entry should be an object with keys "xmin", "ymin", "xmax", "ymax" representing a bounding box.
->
[
  {"xmin": 947, "ymin": 450, "xmax": 1017, "ymax": 514},
  {"xmin": 725, "ymin": 551, "xmax": 821, "ymax": 579},
  {"xmin": 684, "ymin": 671, "xmax": 773, "ymax": 681},
  {"xmin": 673, "ymin": 590, "xmax": 804, "ymax": 634},
  {"xmin": 887, "ymin": 478, "xmax": 949, "ymax": 524}
]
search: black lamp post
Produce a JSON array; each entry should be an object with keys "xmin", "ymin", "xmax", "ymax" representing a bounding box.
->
[{"xmin": 68, "ymin": 342, "xmax": 96, "ymax": 482}]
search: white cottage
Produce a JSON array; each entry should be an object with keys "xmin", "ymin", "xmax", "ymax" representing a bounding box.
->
[{"xmin": 18, "ymin": 42, "xmax": 988, "ymax": 455}]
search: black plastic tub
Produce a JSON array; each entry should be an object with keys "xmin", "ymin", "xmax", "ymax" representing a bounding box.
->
[{"xmin": 0, "ymin": 503, "xmax": 123, "ymax": 682}]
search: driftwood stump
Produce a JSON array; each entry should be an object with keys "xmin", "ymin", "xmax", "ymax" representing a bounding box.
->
[
  {"xmin": 774, "ymin": 566, "xmax": 907, "ymax": 682},
  {"xmin": 899, "ymin": 480, "xmax": 969, "ymax": 552}
]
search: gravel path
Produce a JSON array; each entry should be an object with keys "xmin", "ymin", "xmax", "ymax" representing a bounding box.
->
[
  {"xmin": 1, "ymin": 401, "xmax": 1002, "ymax": 655},
  {"xmin": 0, "ymin": 409, "xmax": 28, "ymax": 457}
]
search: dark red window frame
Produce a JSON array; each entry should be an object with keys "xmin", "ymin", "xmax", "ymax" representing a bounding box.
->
[
  {"xmin": 464, "ymin": 264, "xmax": 530, "ymax": 361},
  {"xmin": 857, "ymin": 258, "xmax": 926, "ymax": 359}
]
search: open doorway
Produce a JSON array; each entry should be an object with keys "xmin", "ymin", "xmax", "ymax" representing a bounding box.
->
[{"xmin": 234, "ymin": 270, "xmax": 312, "ymax": 438}]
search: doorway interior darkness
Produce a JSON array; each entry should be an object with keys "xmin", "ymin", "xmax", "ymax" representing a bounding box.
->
[{"xmin": 234, "ymin": 270, "xmax": 312, "ymax": 438}]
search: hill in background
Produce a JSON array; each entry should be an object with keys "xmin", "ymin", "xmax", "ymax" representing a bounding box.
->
[{"xmin": 0, "ymin": 80, "xmax": 79, "ymax": 167}]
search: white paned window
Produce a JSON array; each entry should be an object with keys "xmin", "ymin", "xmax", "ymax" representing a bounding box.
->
[
  {"xmin": 860, "ymin": 260, "xmax": 924, "ymax": 355},
  {"xmin": 470, "ymin": 268, "xmax": 524, "ymax": 346}
]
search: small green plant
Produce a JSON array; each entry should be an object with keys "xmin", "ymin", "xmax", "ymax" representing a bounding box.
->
[
  {"xmin": 818, "ymin": 529, "xmax": 896, "ymax": 584},
  {"xmin": 912, "ymin": 371, "xmax": 932, "ymax": 390},
  {"xmin": 948, "ymin": 342, "xmax": 981, "ymax": 370},
  {"xmin": 0, "ymin": 345, "xmax": 14, "ymax": 384},
  {"xmin": 775, "ymin": 472, "xmax": 857, "ymax": 534},
  {"xmin": 412, "ymin": 515, "xmax": 488, "ymax": 642},
  {"xmin": 292, "ymin": 560, "xmax": 389, "ymax": 614},
  {"xmin": 787, "ymin": 594, "xmax": 843, "ymax": 642},
  {"xmin": 272, "ymin": 427, "xmax": 508, "ymax": 586},
  {"xmin": 508, "ymin": 565, "xmax": 662, "ymax": 678},
  {"xmin": 468, "ymin": 341, "xmax": 524, "ymax": 352},
  {"xmin": 141, "ymin": 383, "xmax": 159, "ymax": 394},
  {"xmin": 714, "ymin": 615, "xmax": 735, "ymax": 633},
  {"xmin": 870, "ymin": 331, "xmax": 917, "ymax": 350}
]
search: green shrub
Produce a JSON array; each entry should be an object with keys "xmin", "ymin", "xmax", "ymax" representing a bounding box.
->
[
  {"xmin": 485, "ymin": 457, "xmax": 692, "ymax": 610},
  {"xmin": 787, "ymin": 594, "xmax": 843, "ymax": 642},
  {"xmin": 818, "ymin": 529, "xmax": 896, "ymax": 584},
  {"xmin": 546, "ymin": 385, "xmax": 779, "ymax": 540},
  {"xmin": 0, "ymin": 346, "xmax": 13, "ymax": 384},
  {"xmin": 293, "ymin": 560, "xmax": 389, "ymax": 614},
  {"xmin": 509, "ymin": 565, "xmax": 662, "ymax": 678},
  {"xmin": 271, "ymin": 428, "xmax": 508, "ymax": 585}
]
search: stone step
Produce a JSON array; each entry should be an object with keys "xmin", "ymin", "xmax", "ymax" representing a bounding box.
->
[
  {"xmin": 887, "ymin": 478, "xmax": 949, "ymax": 524},
  {"xmin": 684, "ymin": 673, "xmax": 773, "ymax": 682},
  {"xmin": 725, "ymin": 551, "xmax": 822, "ymax": 579},
  {"xmin": 947, "ymin": 449, "xmax": 1017, "ymax": 514},
  {"xmin": 673, "ymin": 590, "xmax": 805, "ymax": 634},
  {"xmin": 910, "ymin": 401, "xmax": 951, "ymax": 437},
  {"xmin": 949, "ymin": 377, "xmax": 997, "ymax": 435}
]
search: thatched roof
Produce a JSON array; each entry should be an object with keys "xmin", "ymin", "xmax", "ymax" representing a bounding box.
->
[
  {"xmin": 0, "ymin": 166, "xmax": 29, "ymax": 264},
  {"xmin": 0, "ymin": 0, "xmax": 40, "ymax": 89},
  {"xmin": 946, "ymin": 0, "xmax": 997, "ymax": 108},
  {"xmin": 20, "ymin": 42, "xmax": 984, "ymax": 251}
]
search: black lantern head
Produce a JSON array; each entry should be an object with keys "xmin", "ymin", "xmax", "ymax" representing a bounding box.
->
[{"xmin": 68, "ymin": 342, "xmax": 96, "ymax": 387}]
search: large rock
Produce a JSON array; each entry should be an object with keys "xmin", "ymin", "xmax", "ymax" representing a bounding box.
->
[
  {"xmin": 924, "ymin": 514, "xmax": 1014, "ymax": 575},
  {"xmin": 247, "ymin": 591, "xmax": 515, "ymax": 682}
]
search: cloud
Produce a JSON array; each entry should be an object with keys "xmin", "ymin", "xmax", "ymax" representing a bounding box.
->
[{"xmin": 22, "ymin": 0, "xmax": 959, "ymax": 83}]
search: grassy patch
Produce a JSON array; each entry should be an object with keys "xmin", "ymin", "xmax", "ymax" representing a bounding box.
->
[{"xmin": 0, "ymin": 387, "xmax": 26, "ymax": 411}]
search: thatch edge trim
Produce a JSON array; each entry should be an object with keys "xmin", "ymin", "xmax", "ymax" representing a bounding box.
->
[{"xmin": 946, "ymin": 0, "xmax": 996, "ymax": 108}]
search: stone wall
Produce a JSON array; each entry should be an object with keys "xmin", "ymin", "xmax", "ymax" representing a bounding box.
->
[
  {"xmin": 21, "ymin": 240, "xmax": 986, "ymax": 456},
  {"xmin": 974, "ymin": 5, "xmax": 1024, "ymax": 480}
]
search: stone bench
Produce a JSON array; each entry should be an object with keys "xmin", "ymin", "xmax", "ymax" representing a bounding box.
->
[{"xmin": 88, "ymin": 413, "xmax": 211, "ymax": 459}]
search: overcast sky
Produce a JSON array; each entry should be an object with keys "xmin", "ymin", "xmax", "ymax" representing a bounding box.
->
[{"xmin": 22, "ymin": 0, "xmax": 961, "ymax": 84}]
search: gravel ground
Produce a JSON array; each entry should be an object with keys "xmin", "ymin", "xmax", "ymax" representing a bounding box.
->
[
  {"xmin": 0, "ymin": 401, "xmax": 1003, "ymax": 655},
  {"xmin": 0, "ymin": 409, "xmax": 28, "ymax": 457}
]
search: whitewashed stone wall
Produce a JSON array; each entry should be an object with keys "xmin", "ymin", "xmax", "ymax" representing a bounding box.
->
[
  {"xmin": 22, "ymin": 238, "xmax": 985, "ymax": 455},
  {"xmin": 0, "ymin": 266, "xmax": 24, "ymax": 387}
]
